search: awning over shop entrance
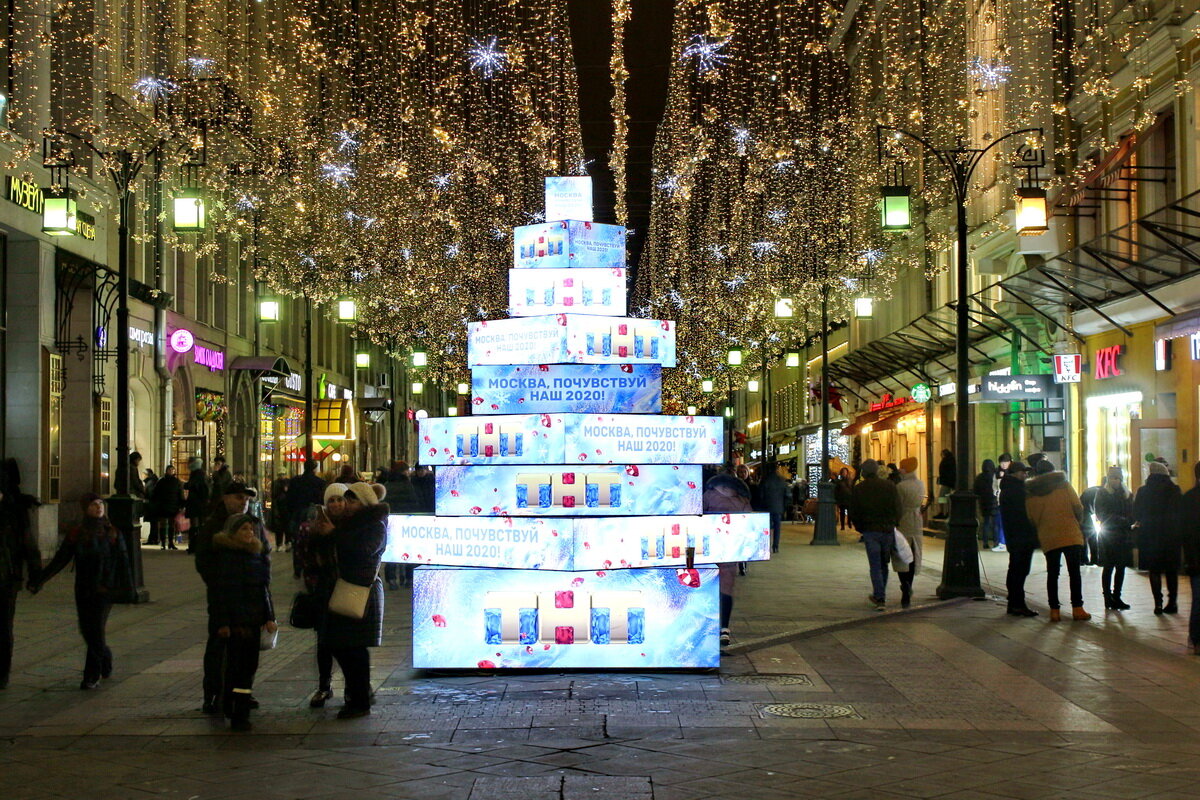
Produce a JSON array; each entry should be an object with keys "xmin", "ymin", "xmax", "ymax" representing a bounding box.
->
[
  {"xmin": 842, "ymin": 400, "xmax": 919, "ymax": 436},
  {"xmin": 229, "ymin": 355, "xmax": 293, "ymax": 379}
]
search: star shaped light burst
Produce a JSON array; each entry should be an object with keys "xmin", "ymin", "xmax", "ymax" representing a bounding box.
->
[
  {"xmin": 467, "ymin": 36, "xmax": 509, "ymax": 79},
  {"xmin": 321, "ymin": 163, "xmax": 355, "ymax": 186},
  {"xmin": 335, "ymin": 130, "xmax": 359, "ymax": 153},
  {"xmin": 131, "ymin": 76, "xmax": 178, "ymax": 103},
  {"xmin": 680, "ymin": 35, "xmax": 730, "ymax": 74},
  {"xmin": 968, "ymin": 57, "xmax": 1012, "ymax": 89},
  {"xmin": 185, "ymin": 56, "xmax": 215, "ymax": 77}
]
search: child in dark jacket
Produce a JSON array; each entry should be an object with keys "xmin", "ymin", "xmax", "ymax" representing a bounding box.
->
[{"xmin": 211, "ymin": 514, "xmax": 275, "ymax": 731}]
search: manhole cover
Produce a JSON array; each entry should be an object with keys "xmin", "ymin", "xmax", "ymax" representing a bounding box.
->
[
  {"xmin": 723, "ymin": 674, "xmax": 813, "ymax": 686},
  {"xmin": 758, "ymin": 703, "xmax": 860, "ymax": 719}
]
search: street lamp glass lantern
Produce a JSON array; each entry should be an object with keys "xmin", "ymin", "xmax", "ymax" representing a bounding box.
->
[
  {"xmin": 747, "ymin": 379, "xmax": 760, "ymax": 392},
  {"xmin": 42, "ymin": 190, "xmax": 77, "ymax": 236},
  {"xmin": 701, "ymin": 378, "xmax": 715, "ymax": 394},
  {"xmin": 456, "ymin": 382, "xmax": 469, "ymax": 395},
  {"xmin": 687, "ymin": 405, "xmax": 698, "ymax": 415},
  {"xmin": 854, "ymin": 296, "xmax": 874, "ymax": 319},
  {"xmin": 724, "ymin": 406, "xmax": 734, "ymax": 418},
  {"xmin": 258, "ymin": 298, "xmax": 281, "ymax": 322},
  {"xmin": 172, "ymin": 188, "xmax": 206, "ymax": 231},
  {"xmin": 411, "ymin": 350, "xmax": 427, "ymax": 368},
  {"xmin": 785, "ymin": 350, "xmax": 800, "ymax": 368},
  {"xmin": 727, "ymin": 347, "xmax": 743, "ymax": 366},
  {"xmin": 1015, "ymin": 187, "xmax": 1049, "ymax": 235},
  {"xmin": 355, "ymin": 351, "xmax": 370, "ymax": 369},
  {"xmin": 336, "ymin": 298, "xmax": 357, "ymax": 321},
  {"xmin": 411, "ymin": 381, "xmax": 424, "ymax": 395},
  {"xmin": 880, "ymin": 185, "xmax": 911, "ymax": 231},
  {"xmin": 774, "ymin": 297, "xmax": 794, "ymax": 318}
]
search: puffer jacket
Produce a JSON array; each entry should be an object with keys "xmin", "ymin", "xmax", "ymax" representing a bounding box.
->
[
  {"xmin": 210, "ymin": 532, "xmax": 274, "ymax": 632},
  {"xmin": 319, "ymin": 504, "xmax": 387, "ymax": 649},
  {"xmin": 1025, "ymin": 471, "xmax": 1084, "ymax": 552},
  {"xmin": 998, "ymin": 474, "xmax": 1038, "ymax": 549},
  {"xmin": 1133, "ymin": 473, "xmax": 1181, "ymax": 572}
]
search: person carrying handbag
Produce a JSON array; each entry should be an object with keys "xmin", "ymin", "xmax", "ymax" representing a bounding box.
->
[
  {"xmin": 319, "ymin": 482, "xmax": 387, "ymax": 719},
  {"xmin": 294, "ymin": 483, "xmax": 348, "ymax": 708}
]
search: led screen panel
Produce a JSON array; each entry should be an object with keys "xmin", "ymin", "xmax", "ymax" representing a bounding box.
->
[
  {"xmin": 513, "ymin": 220, "xmax": 625, "ymax": 270},
  {"xmin": 508, "ymin": 268, "xmax": 627, "ymax": 317},
  {"xmin": 544, "ymin": 177, "xmax": 593, "ymax": 223},
  {"xmin": 384, "ymin": 512, "xmax": 772, "ymax": 570},
  {"xmin": 471, "ymin": 364, "xmax": 661, "ymax": 415},
  {"xmin": 419, "ymin": 414, "xmax": 566, "ymax": 466},
  {"xmin": 467, "ymin": 315, "xmax": 676, "ymax": 368},
  {"xmin": 434, "ymin": 464, "xmax": 703, "ymax": 517},
  {"xmin": 412, "ymin": 565, "xmax": 719, "ymax": 669}
]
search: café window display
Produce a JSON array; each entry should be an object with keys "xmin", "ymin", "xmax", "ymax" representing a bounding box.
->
[{"xmin": 1084, "ymin": 391, "xmax": 1141, "ymax": 488}]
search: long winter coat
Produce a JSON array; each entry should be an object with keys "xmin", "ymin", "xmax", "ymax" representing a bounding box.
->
[
  {"xmin": 1025, "ymin": 471, "xmax": 1084, "ymax": 553},
  {"xmin": 319, "ymin": 504, "xmax": 387, "ymax": 649},
  {"xmin": 973, "ymin": 461, "xmax": 998, "ymax": 513},
  {"xmin": 998, "ymin": 474, "xmax": 1038, "ymax": 550},
  {"xmin": 184, "ymin": 471, "xmax": 210, "ymax": 519},
  {"xmin": 210, "ymin": 532, "xmax": 274, "ymax": 632},
  {"xmin": 894, "ymin": 471, "xmax": 925, "ymax": 574},
  {"xmin": 147, "ymin": 474, "xmax": 185, "ymax": 521},
  {"xmin": 0, "ymin": 483, "xmax": 40, "ymax": 587},
  {"xmin": 1133, "ymin": 473, "xmax": 1181, "ymax": 572},
  {"xmin": 1093, "ymin": 485, "xmax": 1135, "ymax": 569},
  {"xmin": 1180, "ymin": 484, "xmax": 1200, "ymax": 577}
]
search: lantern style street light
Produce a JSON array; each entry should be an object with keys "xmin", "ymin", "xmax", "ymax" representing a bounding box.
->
[
  {"xmin": 854, "ymin": 296, "xmax": 874, "ymax": 319},
  {"xmin": 1015, "ymin": 186, "xmax": 1049, "ymax": 235},
  {"xmin": 785, "ymin": 350, "xmax": 800, "ymax": 368},
  {"xmin": 172, "ymin": 187, "xmax": 206, "ymax": 231},
  {"xmin": 701, "ymin": 378, "xmax": 715, "ymax": 394},
  {"xmin": 411, "ymin": 350, "xmax": 428, "ymax": 368},
  {"xmin": 457, "ymin": 382, "xmax": 470, "ymax": 395},
  {"xmin": 355, "ymin": 351, "xmax": 370, "ymax": 369},
  {"xmin": 747, "ymin": 379, "xmax": 760, "ymax": 392},
  {"xmin": 880, "ymin": 185, "xmax": 912, "ymax": 231},
  {"xmin": 336, "ymin": 297, "xmax": 357, "ymax": 322},
  {"xmin": 411, "ymin": 381, "xmax": 424, "ymax": 395},
  {"xmin": 774, "ymin": 297, "xmax": 794, "ymax": 318},
  {"xmin": 727, "ymin": 347, "xmax": 743, "ymax": 366},
  {"xmin": 258, "ymin": 297, "xmax": 281, "ymax": 322},
  {"xmin": 42, "ymin": 188, "xmax": 78, "ymax": 236}
]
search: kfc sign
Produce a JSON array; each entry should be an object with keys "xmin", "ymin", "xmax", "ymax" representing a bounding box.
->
[
  {"xmin": 1093, "ymin": 345, "xmax": 1124, "ymax": 380},
  {"xmin": 1053, "ymin": 353, "xmax": 1082, "ymax": 384}
]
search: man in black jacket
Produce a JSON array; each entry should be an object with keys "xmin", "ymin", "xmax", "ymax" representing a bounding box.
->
[
  {"xmin": 850, "ymin": 460, "xmax": 903, "ymax": 610},
  {"xmin": 0, "ymin": 458, "xmax": 41, "ymax": 690},
  {"xmin": 998, "ymin": 461, "xmax": 1038, "ymax": 617}
]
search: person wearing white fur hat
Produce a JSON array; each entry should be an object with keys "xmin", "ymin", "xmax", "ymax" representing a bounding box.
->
[
  {"xmin": 319, "ymin": 482, "xmax": 387, "ymax": 719},
  {"xmin": 293, "ymin": 482, "xmax": 347, "ymax": 708}
]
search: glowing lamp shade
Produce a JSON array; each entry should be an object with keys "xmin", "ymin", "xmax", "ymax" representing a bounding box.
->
[
  {"xmin": 336, "ymin": 298, "xmax": 357, "ymax": 321},
  {"xmin": 1015, "ymin": 187, "xmax": 1049, "ymax": 235},
  {"xmin": 854, "ymin": 296, "xmax": 874, "ymax": 319},
  {"xmin": 411, "ymin": 350, "xmax": 427, "ymax": 368},
  {"xmin": 727, "ymin": 347, "xmax": 743, "ymax": 366},
  {"xmin": 456, "ymin": 382, "xmax": 470, "ymax": 395},
  {"xmin": 354, "ymin": 351, "xmax": 370, "ymax": 369},
  {"xmin": 724, "ymin": 406, "xmax": 734, "ymax": 418},
  {"xmin": 785, "ymin": 350, "xmax": 800, "ymax": 368},
  {"xmin": 258, "ymin": 298, "xmax": 281, "ymax": 322},
  {"xmin": 172, "ymin": 188, "xmax": 206, "ymax": 231},
  {"xmin": 447, "ymin": 407, "xmax": 459, "ymax": 416},
  {"xmin": 774, "ymin": 298, "xmax": 794, "ymax": 318},
  {"xmin": 42, "ymin": 191, "xmax": 78, "ymax": 236},
  {"xmin": 747, "ymin": 379, "xmax": 760, "ymax": 392},
  {"xmin": 701, "ymin": 379, "xmax": 715, "ymax": 394},
  {"xmin": 880, "ymin": 186, "xmax": 911, "ymax": 231},
  {"xmin": 687, "ymin": 405, "xmax": 698, "ymax": 415},
  {"xmin": 411, "ymin": 381, "xmax": 424, "ymax": 395}
]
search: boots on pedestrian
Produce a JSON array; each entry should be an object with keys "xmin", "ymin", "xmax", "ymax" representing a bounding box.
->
[
  {"xmin": 1049, "ymin": 609, "xmax": 1061, "ymax": 622},
  {"xmin": 1111, "ymin": 595, "xmax": 1130, "ymax": 610},
  {"xmin": 1072, "ymin": 606, "xmax": 1092, "ymax": 621},
  {"xmin": 1103, "ymin": 591, "xmax": 1114, "ymax": 610},
  {"xmin": 1164, "ymin": 597, "xmax": 1179, "ymax": 614}
]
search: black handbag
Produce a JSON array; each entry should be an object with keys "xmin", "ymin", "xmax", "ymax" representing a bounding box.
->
[{"xmin": 289, "ymin": 591, "xmax": 321, "ymax": 629}]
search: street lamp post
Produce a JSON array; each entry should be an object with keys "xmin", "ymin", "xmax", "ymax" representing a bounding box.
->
[
  {"xmin": 811, "ymin": 281, "xmax": 839, "ymax": 545},
  {"xmin": 876, "ymin": 125, "xmax": 1044, "ymax": 599}
]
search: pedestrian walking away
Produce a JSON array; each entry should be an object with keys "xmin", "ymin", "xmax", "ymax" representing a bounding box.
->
[
  {"xmin": 0, "ymin": 458, "xmax": 42, "ymax": 690},
  {"xmin": 702, "ymin": 472, "xmax": 754, "ymax": 647},
  {"xmin": 849, "ymin": 459, "xmax": 903, "ymax": 610},
  {"xmin": 974, "ymin": 459, "xmax": 1001, "ymax": 549},
  {"xmin": 1025, "ymin": 460, "xmax": 1091, "ymax": 622},
  {"xmin": 383, "ymin": 462, "xmax": 422, "ymax": 589},
  {"xmin": 894, "ymin": 457, "xmax": 925, "ymax": 608},
  {"xmin": 1094, "ymin": 466, "xmax": 1134, "ymax": 610},
  {"xmin": 31, "ymin": 494, "xmax": 132, "ymax": 689},
  {"xmin": 998, "ymin": 461, "xmax": 1038, "ymax": 617},
  {"xmin": 321, "ymin": 482, "xmax": 387, "ymax": 719},
  {"xmin": 1133, "ymin": 461, "xmax": 1182, "ymax": 615},
  {"xmin": 755, "ymin": 460, "xmax": 790, "ymax": 553},
  {"xmin": 147, "ymin": 464, "xmax": 185, "ymax": 549},
  {"xmin": 210, "ymin": 513, "xmax": 276, "ymax": 731},
  {"xmin": 1178, "ymin": 461, "xmax": 1200, "ymax": 654},
  {"xmin": 184, "ymin": 466, "xmax": 210, "ymax": 553}
]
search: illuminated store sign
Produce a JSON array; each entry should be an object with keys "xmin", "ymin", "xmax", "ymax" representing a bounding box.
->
[
  {"xmin": 513, "ymin": 219, "xmax": 625, "ymax": 270},
  {"xmin": 471, "ymin": 364, "xmax": 661, "ymax": 414},
  {"xmin": 411, "ymin": 566, "xmax": 718, "ymax": 669},
  {"xmin": 385, "ymin": 513, "xmax": 770, "ymax": 571},
  {"xmin": 263, "ymin": 371, "xmax": 304, "ymax": 393},
  {"xmin": 868, "ymin": 393, "xmax": 912, "ymax": 412},
  {"xmin": 5, "ymin": 175, "xmax": 43, "ymax": 214},
  {"xmin": 1094, "ymin": 345, "xmax": 1124, "ymax": 380},
  {"xmin": 508, "ymin": 268, "xmax": 627, "ymax": 316},
  {"xmin": 1052, "ymin": 353, "xmax": 1082, "ymax": 384},
  {"xmin": 544, "ymin": 176, "xmax": 593, "ymax": 222},
  {"xmin": 467, "ymin": 314, "xmax": 677, "ymax": 367},
  {"xmin": 169, "ymin": 329, "xmax": 194, "ymax": 353},
  {"xmin": 419, "ymin": 413, "xmax": 722, "ymax": 465},
  {"xmin": 434, "ymin": 464, "xmax": 702, "ymax": 517},
  {"xmin": 168, "ymin": 328, "xmax": 224, "ymax": 371},
  {"xmin": 980, "ymin": 374, "xmax": 1059, "ymax": 401},
  {"xmin": 128, "ymin": 327, "xmax": 154, "ymax": 347},
  {"xmin": 1154, "ymin": 338, "xmax": 1172, "ymax": 372}
]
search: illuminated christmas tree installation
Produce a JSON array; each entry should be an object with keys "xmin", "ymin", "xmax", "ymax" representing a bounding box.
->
[{"xmin": 386, "ymin": 178, "xmax": 770, "ymax": 669}]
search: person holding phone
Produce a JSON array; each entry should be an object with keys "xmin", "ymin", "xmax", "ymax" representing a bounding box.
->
[{"xmin": 295, "ymin": 484, "xmax": 347, "ymax": 708}]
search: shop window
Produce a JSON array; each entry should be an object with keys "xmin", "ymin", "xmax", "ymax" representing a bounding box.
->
[
  {"xmin": 95, "ymin": 396, "xmax": 111, "ymax": 496},
  {"xmin": 44, "ymin": 351, "xmax": 63, "ymax": 502}
]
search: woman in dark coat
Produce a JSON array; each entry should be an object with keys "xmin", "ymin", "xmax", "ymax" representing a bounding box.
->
[
  {"xmin": 320, "ymin": 482, "xmax": 386, "ymax": 719},
  {"xmin": 147, "ymin": 464, "xmax": 185, "ymax": 549},
  {"xmin": 935, "ymin": 450, "xmax": 956, "ymax": 519},
  {"xmin": 33, "ymin": 494, "xmax": 131, "ymax": 689},
  {"xmin": 1178, "ymin": 462, "xmax": 1200, "ymax": 654},
  {"xmin": 184, "ymin": 468, "xmax": 210, "ymax": 551},
  {"xmin": 296, "ymin": 482, "xmax": 348, "ymax": 708},
  {"xmin": 834, "ymin": 468, "xmax": 854, "ymax": 530},
  {"xmin": 211, "ymin": 513, "xmax": 275, "ymax": 731},
  {"xmin": 1133, "ymin": 462, "xmax": 1182, "ymax": 614},
  {"xmin": 1, "ymin": 458, "xmax": 41, "ymax": 690},
  {"xmin": 1093, "ymin": 466, "xmax": 1134, "ymax": 610}
]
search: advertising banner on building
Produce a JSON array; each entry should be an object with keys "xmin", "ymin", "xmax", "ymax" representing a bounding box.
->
[
  {"xmin": 419, "ymin": 413, "xmax": 721, "ymax": 466},
  {"xmin": 385, "ymin": 512, "xmax": 771, "ymax": 570},
  {"xmin": 468, "ymin": 315, "xmax": 676, "ymax": 367},
  {"xmin": 980, "ymin": 373, "xmax": 1060, "ymax": 401},
  {"xmin": 471, "ymin": 364, "xmax": 662, "ymax": 415},
  {"xmin": 507, "ymin": 268, "xmax": 627, "ymax": 317},
  {"xmin": 434, "ymin": 464, "xmax": 703, "ymax": 517},
  {"xmin": 513, "ymin": 220, "xmax": 625, "ymax": 269},
  {"xmin": 412, "ymin": 565, "xmax": 719, "ymax": 669}
]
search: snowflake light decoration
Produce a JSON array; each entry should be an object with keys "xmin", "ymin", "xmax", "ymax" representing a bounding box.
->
[
  {"xmin": 749, "ymin": 241, "xmax": 777, "ymax": 257},
  {"xmin": 335, "ymin": 130, "xmax": 359, "ymax": 153},
  {"xmin": 525, "ymin": 210, "xmax": 546, "ymax": 223},
  {"xmin": 722, "ymin": 275, "xmax": 747, "ymax": 290},
  {"xmin": 680, "ymin": 35, "xmax": 730, "ymax": 74},
  {"xmin": 235, "ymin": 194, "xmax": 260, "ymax": 212},
  {"xmin": 767, "ymin": 208, "xmax": 787, "ymax": 224},
  {"xmin": 445, "ymin": 243, "xmax": 461, "ymax": 258},
  {"xmin": 656, "ymin": 173, "xmax": 682, "ymax": 196},
  {"xmin": 468, "ymin": 36, "xmax": 509, "ymax": 79},
  {"xmin": 491, "ymin": 228, "xmax": 507, "ymax": 241},
  {"xmin": 321, "ymin": 163, "xmax": 354, "ymax": 186},
  {"xmin": 185, "ymin": 57, "xmax": 215, "ymax": 77},
  {"xmin": 968, "ymin": 57, "xmax": 1012, "ymax": 89},
  {"xmin": 429, "ymin": 173, "xmax": 452, "ymax": 190},
  {"xmin": 772, "ymin": 159, "xmax": 795, "ymax": 173},
  {"xmin": 709, "ymin": 243, "xmax": 728, "ymax": 260},
  {"xmin": 732, "ymin": 127, "xmax": 752, "ymax": 155},
  {"xmin": 577, "ymin": 157, "xmax": 596, "ymax": 174},
  {"xmin": 131, "ymin": 76, "xmax": 178, "ymax": 103}
]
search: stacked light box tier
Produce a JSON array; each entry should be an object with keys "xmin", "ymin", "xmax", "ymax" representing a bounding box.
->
[{"xmin": 385, "ymin": 200, "xmax": 771, "ymax": 669}]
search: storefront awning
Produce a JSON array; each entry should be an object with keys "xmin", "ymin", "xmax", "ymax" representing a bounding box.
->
[
  {"xmin": 872, "ymin": 407, "xmax": 924, "ymax": 433},
  {"xmin": 230, "ymin": 355, "xmax": 293, "ymax": 379},
  {"xmin": 842, "ymin": 401, "xmax": 918, "ymax": 436},
  {"xmin": 1154, "ymin": 308, "xmax": 1200, "ymax": 341}
]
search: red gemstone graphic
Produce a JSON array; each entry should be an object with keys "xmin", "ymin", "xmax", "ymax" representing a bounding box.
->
[
  {"xmin": 431, "ymin": 614, "xmax": 447, "ymax": 627},
  {"xmin": 555, "ymin": 626, "xmax": 575, "ymax": 644},
  {"xmin": 677, "ymin": 568, "xmax": 701, "ymax": 588},
  {"xmin": 555, "ymin": 591, "xmax": 574, "ymax": 608}
]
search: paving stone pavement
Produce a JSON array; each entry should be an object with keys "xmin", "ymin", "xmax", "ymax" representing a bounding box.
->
[{"xmin": 3, "ymin": 523, "xmax": 1200, "ymax": 799}]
